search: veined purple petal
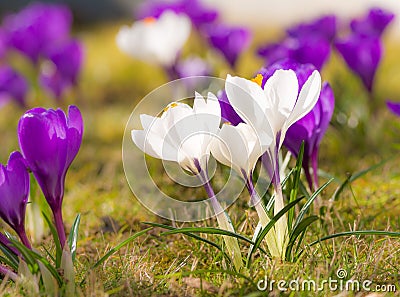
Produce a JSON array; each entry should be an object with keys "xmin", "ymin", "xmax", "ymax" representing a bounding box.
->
[
  {"xmin": 0, "ymin": 151, "xmax": 29, "ymax": 234},
  {"xmin": 3, "ymin": 2, "xmax": 72, "ymax": 63},
  {"xmin": 203, "ymin": 24, "xmax": 251, "ymax": 68},
  {"xmin": 387, "ymin": 101, "xmax": 400, "ymax": 116},
  {"xmin": 0, "ymin": 66, "xmax": 29, "ymax": 107},
  {"xmin": 351, "ymin": 7, "xmax": 395, "ymax": 37},
  {"xmin": 17, "ymin": 106, "xmax": 83, "ymax": 212},
  {"xmin": 335, "ymin": 35, "xmax": 382, "ymax": 92}
]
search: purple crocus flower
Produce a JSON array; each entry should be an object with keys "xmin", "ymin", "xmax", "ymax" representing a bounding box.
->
[
  {"xmin": 335, "ymin": 35, "xmax": 382, "ymax": 93},
  {"xmin": 217, "ymin": 90, "xmax": 243, "ymax": 126},
  {"xmin": 287, "ymin": 14, "xmax": 337, "ymax": 42},
  {"xmin": 257, "ymin": 36, "xmax": 330, "ymax": 71},
  {"xmin": 0, "ymin": 151, "xmax": 31, "ymax": 248},
  {"xmin": 136, "ymin": 0, "xmax": 218, "ymax": 29},
  {"xmin": 18, "ymin": 106, "xmax": 83, "ymax": 247},
  {"xmin": 203, "ymin": 24, "xmax": 251, "ymax": 69},
  {"xmin": 39, "ymin": 39, "xmax": 84, "ymax": 99},
  {"xmin": 387, "ymin": 101, "xmax": 400, "ymax": 116},
  {"xmin": 259, "ymin": 59, "xmax": 334, "ymax": 190},
  {"xmin": 0, "ymin": 66, "xmax": 29, "ymax": 108},
  {"xmin": 284, "ymin": 83, "xmax": 334, "ymax": 189},
  {"xmin": 351, "ymin": 7, "xmax": 395, "ymax": 37},
  {"xmin": 3, "ymin": 2, "xmax": 72, "ymax": 63},
  {"xmin": 175, "ymin": 56, "xmax": 211, "ymax": 78}
]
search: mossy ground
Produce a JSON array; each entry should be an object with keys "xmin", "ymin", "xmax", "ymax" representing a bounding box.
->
[{"xmin": 0, "ymin": 22, "xmax": 399, "ymax": 296}]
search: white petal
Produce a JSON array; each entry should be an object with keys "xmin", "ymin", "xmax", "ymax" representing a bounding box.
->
[
  {"xmin": 225, "ymin": 75, "xmax": 267, "ymax": 129},
  {"xmin": 284, "ymin": 70, "xmax": 321, "ymax": 139}
]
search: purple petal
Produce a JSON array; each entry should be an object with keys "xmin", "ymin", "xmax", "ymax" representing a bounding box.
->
[
  {"xmin": 203, "ymin": 24, "xmax": 251, "ymax": 68},
  {"xmin": 0, "ymin": 66, "xmax": 29, "ymax": 107},
  {"xmin": 40, "ymin": 39, "xmax": 84, "ymax": 99},
  {"xmin": 3, "ymin": 3, "xmax": 72, "ymax": 63},
  {"xmin": 335, "ymin": 35, "xmax": 382, "ymax": 92},
  {"xmin": 287, "ymin": 14, "xmax": 337, "ymax": 42},
  {"xmin": 351, "ymin": 7, "xmax": 395, "ymax": 37},
  {"xmin": 387, "ymin": 101, "xmax": 400, "ymax": 116},
  {"xmin": 217, "ymin": 90, "xmax": 243, "ymax": 126},
  {"xmin": 0, "ymin": 151, "xmax": 29, "ymax": 233}
]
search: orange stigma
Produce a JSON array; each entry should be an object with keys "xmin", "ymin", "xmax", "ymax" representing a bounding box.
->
[
  {"xmin": 143, "ymin": 17, "xmax": 156, "ymax": 24},
  {"xmin": 164, "ymin": 102, "xmax": 178, "ymax": 113},
  {"xmin": 251, "ymin": 74, "xmax": 263, "ymax": 87}
]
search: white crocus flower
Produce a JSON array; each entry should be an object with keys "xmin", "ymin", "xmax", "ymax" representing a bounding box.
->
[
  {"xmin": 225, "ymin": 70, "xmax": 321, "ymax": 258},
  {"xmin": 210, "ymin": 122, "xmax": 281, "ymax": 257},
  {"xmin": 116, "ymin": 11, "xmax": 191, "ymax": 67},
  {"xmin": 132, "ymin": 92, "xmax": 243, "ymax": 270},
  {"xmin": 131, "ymin": 92, "xmax": 220, "ymax": 174}
]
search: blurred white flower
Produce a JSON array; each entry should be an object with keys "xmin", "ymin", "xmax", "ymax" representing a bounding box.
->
[
  {"xmin": 131, "ymin": 92, "xmax": 220, "ymax": 174},
  {"xmin": 116, "ymin": 11, "xmax": 191, "ymax": 67}
]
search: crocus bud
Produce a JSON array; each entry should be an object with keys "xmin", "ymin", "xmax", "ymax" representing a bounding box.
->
[
  {"xmin": 18, "ymin": 106, "xmax": 83, "ymax": 247},
  {"xmin": 0, "ymin": 151, "xmax": 31, "ymax": 248}
]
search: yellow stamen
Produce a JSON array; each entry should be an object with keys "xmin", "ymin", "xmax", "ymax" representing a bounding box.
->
[
  {"xmin": 251, "ymin": 74, "xmax": 264, "ymax": 87},
  {"xmin": 163, "ymin": 102, "xmax": 178, "ymax": 113},
  {"xmin": 223, "ymin": 121, "xmax": 232, "ymax": 125},
  {"xmin": 143, "ymin": 17, "xmax": 156, "ymax": 24}
]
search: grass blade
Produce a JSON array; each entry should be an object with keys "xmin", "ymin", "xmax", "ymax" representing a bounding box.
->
[
  {"xmin": 92, "ymin": 227, "xmax": 152, "ymax": 269},
  {"xmin": 332, "ymin": 160, "xmax": 388, "ymax": 201},
  {"xmin": 0, "ymin": 245, "xmax": 19, "ymax": 271},
  {"xmin": 309, "ymin": 230, "xmax": 400, "ymax": 247},
  {"xmin": 160, "ymin": 227, "xmax": 254, "ymax": 246}
]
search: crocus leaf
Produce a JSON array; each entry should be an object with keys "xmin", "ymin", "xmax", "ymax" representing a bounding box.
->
[
  {"xmin": 285, "ymin": 215, "xmax": 319, "ymax": 261},
  {"xmin": 247, "ymin": 196, "xmax": 304, "ymax": 267},
  {"xmin": 67, "ymin": 213, "xmax": 81, "ymax": 263},
  {"xmin": 0, "ymin": 244, "xmax": 19, "ymax": 271},
  {"xmin": 43, "ymin": 212, "xmax": 62, "ymax": 267}
]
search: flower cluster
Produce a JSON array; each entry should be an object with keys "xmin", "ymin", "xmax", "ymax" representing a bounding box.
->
[
  {"xmin": 132, "ymin": 68, "xmax": 322, "ymax": 263},
  {"xmin": 257, "ymin": 8, "xmax": 394, "ymax": 93},
  {"xmin": 0, "ymin": 3, "xmax": 83, "ymax": 104},
  {"xmin": 0, "ymin": 106, "xmax": 83, "ymax": 286},
  {"xmin": 116, "ymin": 0, "xmax": 251, "ymax": 81}
]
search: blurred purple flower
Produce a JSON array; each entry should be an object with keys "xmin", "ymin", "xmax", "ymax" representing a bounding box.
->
[
  {"xmin": 18, "ymin": 105, "xmax": 83, "ymax": 247},
  {"xmin": 136, "ymin": 0, "xmax": 218, "ymax": 28},
  {"xmin": 387, "ymin": 101, "xmax": 400, "ymax": 116},
  {"xmin": 203, "ymin": 24, "xmax": 251, "ymax": 69},
  {"xmin": 335, "ymin": 35, "xmax": 382, "ymax": 93},
  {"xmin": 39, "ymin": 39, "xmax": 83, "ymax": 99},
  {"xmin": 259, "ymin": 59, "xmax": 334, "ymax": 189},
  {"xmin": 217, "ymin": 90, "xmax": 243, "ymax": 126},
  {"xmin": 351, "ymin": 7, "xmax": 395, "ymax": 37},
  {"xmin": 287, "ymin": 14, "xmax": 337, "ymax": 41},
  {"xmin": 257, "ymin": 37, "xmax": 330, "ymax": 71},
  {"xmin": 0, "ymin": 66, "xmax": 29, "ymax": 107},
  {"xmin": 3, "ymin": 2, "xmax": 72, "ymax": 63},
  {"xmin": 175, "ymin": 55, "xmax": 211, "ymax": 78},
  {"xmin": 0, "ymin": 151, "xmax": 31, "ymax": 248}
]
